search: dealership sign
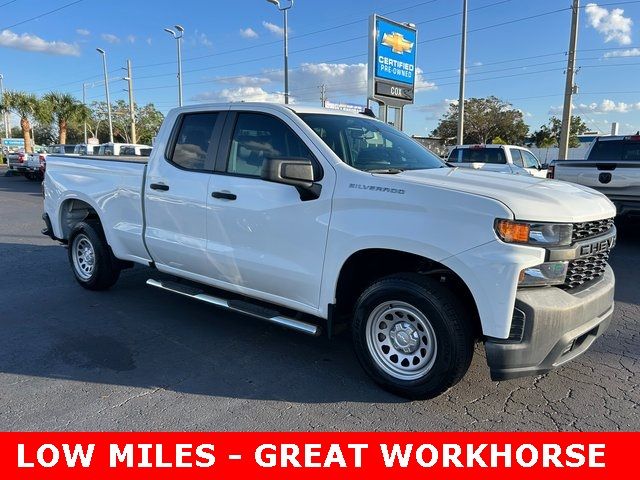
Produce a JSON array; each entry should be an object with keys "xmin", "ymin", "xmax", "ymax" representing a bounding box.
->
[{"xmin": 368, "ymin": 14, "xmax": 417, "ymax": 107}]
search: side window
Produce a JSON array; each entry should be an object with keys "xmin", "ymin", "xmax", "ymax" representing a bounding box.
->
[
  {"xmin": 510, "ymin": 149, "xmax": 524, "ymax": 167},
  {"xmin": 169, "ymin": 113, "xmax": 218, "ymax": 170},
  {"xmin": 226, "ymin": 113, "xmax": 314, "ymax": 177},
  {"xmin": 448, "ymin": 148, "xmax": 460, "ymax": 162},
  {"xmin": 522, "ymin": 151, "xmax": 539, "ymax": 169}
]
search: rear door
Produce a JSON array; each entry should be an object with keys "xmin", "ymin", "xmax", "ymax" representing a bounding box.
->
[
  {"xmin": 203, "ymin": 110, "xmax": 334, "ymax": 310},
  {"xmin": 144, "ymin": 110, "xmax": 226, "ymax": 278}
]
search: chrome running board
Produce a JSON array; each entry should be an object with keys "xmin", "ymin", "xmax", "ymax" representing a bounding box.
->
[{"xmin": 146, "ymin": 279, "xmax": 320, "ymax": 336}]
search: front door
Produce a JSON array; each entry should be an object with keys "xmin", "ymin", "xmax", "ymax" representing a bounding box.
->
[{"xmin": 204, "ymin": 111, "xmax": 334, "ymax": 310}]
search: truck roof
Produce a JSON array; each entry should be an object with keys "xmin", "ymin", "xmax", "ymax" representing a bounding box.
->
[{"xmin": 169, "ymin": 102, "xmax": 368, "ymax": 119}]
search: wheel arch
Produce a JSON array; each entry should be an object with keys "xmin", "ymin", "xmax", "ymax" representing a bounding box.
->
[
  {"xmin": 58, "ymin": 196, "xmax": 104, "ymax": 241},
  {"xmin": 331, "ymin": 248, "xmax": 483, "ymax": 338}
]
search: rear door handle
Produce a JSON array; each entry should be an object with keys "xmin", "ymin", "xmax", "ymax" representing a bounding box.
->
[
  {"xmin": 212, "ymin": 191, "xmax": 237, "ymax": 201},
  {"xmin": 150, "ymin": 183, "xmax": 170, "ymax": 191}
]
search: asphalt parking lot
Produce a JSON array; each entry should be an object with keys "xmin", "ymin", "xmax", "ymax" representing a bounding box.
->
[{"xmin": 0, "ymin": 168, "xmax": 638, "ymax": 432}]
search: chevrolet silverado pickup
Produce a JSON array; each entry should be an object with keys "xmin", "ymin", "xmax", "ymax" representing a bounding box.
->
[
  {"xmin": 549, "ymin": 135, "xmax": 640, "ymax": 215},
  {"xmin": 42, "ymin": 103, "xmax": 617, "ymax": 399}
]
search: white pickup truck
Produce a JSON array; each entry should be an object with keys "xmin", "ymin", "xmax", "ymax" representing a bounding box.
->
[
  {"xmin": 447, "ymin": 144, "xmax": 548, "ymax": 178},
  {"xmin": 43, "ymin": 103, "xmax": 617, "ymax": 399},
  {"xmin": 549, "ymin": 135, "xmax": 640, "ymax": 216}
]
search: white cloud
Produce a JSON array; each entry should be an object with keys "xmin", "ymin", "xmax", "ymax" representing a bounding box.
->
[
  {"xmin": 604, "ymin": 47, "xmax": 640, "ymax": 58},
  {"xmin": 585, "ymin": 3, "xmax": 633, "ymax": 45},
  {"xmin": 240, "ymin": 27, "xmax": 258, "ymax": 39},
  {"xmin": 472, "ymin": 61, "xmax": 483, "ymax": 67},
  {"xmin": 193, "ymin": 62, "xmax": 436, "ymax": 105},
  {"xmin": 550, "ymin": 99, "xmax": 640, "ymax": 115},
  {"xmin": 127, "ymin": 34, "xmax": 136, "ymax": 44},
  {"xmin": 193, "ymin": 86, "xmax": 286, "ymax": 103},
  {"xmin": 212, "ymin": 75, "xmax": 272, "ymax": 86},
  {"xmin": 263, "ymin": 21, "xmax": 284, "ymax": 37},
  {"xmin": 0, "ymin": 29, "xmax": 80, "ymax": 56},
  {"xmin": 146, "ymin": 37, "xmax": 153, "ymax": 46},
  {"xmin": 76, "ymin": 28, "xmax": 90, "ymax": 36},
  {"xmin": 101, "ymin": 33, "xmax": 120, "ymax": 44}
]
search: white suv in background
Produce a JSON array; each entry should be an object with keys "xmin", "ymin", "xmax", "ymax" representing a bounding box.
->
[{"xmin": 448, "ymin": 144, "xmax": 548, "ymax": 178}]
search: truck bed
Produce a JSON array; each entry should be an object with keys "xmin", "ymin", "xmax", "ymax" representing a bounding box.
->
[{"xmin": 44, "ymin": 154, "xmax": 151, "ymax": 263}]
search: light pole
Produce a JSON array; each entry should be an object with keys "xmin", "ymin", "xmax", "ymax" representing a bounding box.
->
[
  {"xmin": 457, "ymin": 0, "xmax": 468, "ymax": 145},
  {"xmin": 266, "ymin": 0, "xmax": 293, "ymax": 104},
  {"xmin": 123, "ymin": 59, "xmax": 137, "ymax": 144},
  {"xmin": 96, "ymin": 48, "xmax": 114, "ymax": 143},
  {"xmin": 0, "ymin": 74, "xmax": 9, "ymax": 139},
  {"xmin": 164, "ymin": 25, "xmax": 185, "ymax": 107}
]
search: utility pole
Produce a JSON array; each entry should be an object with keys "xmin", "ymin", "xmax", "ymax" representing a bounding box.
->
[
  {"xmin": 82, "ymin": 83, "xmax": 88, "ymax": 144},
  {"xmin": 125, "ymin": 60, "xmax": 137, "ymax": 144},
  {"xmin": 96, "ymin": 48, "xmax": 114, "ymax": 143},
  {"xmin": 457, "ymin": 0, "xmax": 468, "ymax": 145},
  {"xmin": 319, "ymin": 84, "xmax": 327, "ymax": 107},
  {"xmin": 559, "ymin": 0, "xmax": 580, "ymax": 160},
  {"xmin": 0, "ymin": 74, "xmax": 9, "ymax": 139}
]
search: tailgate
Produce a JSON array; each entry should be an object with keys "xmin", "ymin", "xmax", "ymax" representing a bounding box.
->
[{"xmin": 555, "ymin": 160, "xmax": 640, "ymax": 196}]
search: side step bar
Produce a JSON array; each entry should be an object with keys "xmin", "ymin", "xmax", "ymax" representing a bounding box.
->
[{"xmin": 146, "ymin": 279, "xmax": 321, "ymax": 337}]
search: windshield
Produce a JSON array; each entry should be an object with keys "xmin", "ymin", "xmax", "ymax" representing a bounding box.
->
[{"xmin": 299, "ymin": 113, "xmax": 445, "ymax": 172}]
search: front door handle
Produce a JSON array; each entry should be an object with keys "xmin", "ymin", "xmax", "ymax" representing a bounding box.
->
[
  {"xmin": 212, "ymin": 191, "xmax": 237, "ymax": 201},
  {"xmin": 150, "ymin": 183, "xmax": 170, "ymax": 191}
]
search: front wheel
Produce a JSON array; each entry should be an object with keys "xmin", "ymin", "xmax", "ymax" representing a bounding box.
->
[
  {"xmin": 352, "ymin": 274, "xmax": 474, "ymax": 399},
  {"xmin": 68, "ymin": 221, "xmax": 121, "ymax": 290}
]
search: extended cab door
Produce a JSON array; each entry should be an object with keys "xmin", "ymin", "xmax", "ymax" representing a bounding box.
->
[
  {"xmin": 144, "ymin": 111, "xmax": 226, "ymax": 277},
  {"xmin": 203, "ymin": 110, "xmax": 335, "ymax": 311}
]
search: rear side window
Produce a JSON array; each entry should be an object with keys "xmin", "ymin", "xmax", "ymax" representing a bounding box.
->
[
  {"xmin": 448, "ymin": 148, "xmax": 460, "ymax": 162},
  {"xmin": 510, "ymin": 149, "xmax": 524, "ymax": 167},
  {"xmin": 589, "ymin": 140, "xmax": 623, "ymax": 161},
  {"xmin": 226, "ymin": 113, "xmax": 314, "ymax": 177},
  {"xmin": 459, "ymin": 148, "xmax": 507, "ymax": 164},
  {"xmin": 169, "ymin": 113, "xmax": 219, "ymax": 170}
]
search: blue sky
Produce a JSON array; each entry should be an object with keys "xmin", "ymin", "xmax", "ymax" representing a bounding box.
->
[{"xmin": 2, "ymin": 0, "xmax": 640, "ymax": 136}]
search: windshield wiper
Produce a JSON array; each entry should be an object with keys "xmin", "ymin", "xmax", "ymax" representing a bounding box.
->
[{"xmin": 366, "ymin": 168, "xmax": 405, "ymax": 174}]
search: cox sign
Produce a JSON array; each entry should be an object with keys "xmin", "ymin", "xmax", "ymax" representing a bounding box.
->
[{"xmin": 368, "ymin": 15, "xmax": 418, "ymax": 106}]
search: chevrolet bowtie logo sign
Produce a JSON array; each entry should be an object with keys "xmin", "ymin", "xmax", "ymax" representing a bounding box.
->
[{"xmin": 381, "ymin": 32, "xmax": 414, "ymax": 55}]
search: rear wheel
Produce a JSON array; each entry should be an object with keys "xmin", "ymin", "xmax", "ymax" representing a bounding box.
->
[
  {"xmin": 352, "ymin": 274, "xmax": 474, "ymax": 399},
  {"xmin": 68, "ymin": 221, "xmax": 121, "ymax": 290}
]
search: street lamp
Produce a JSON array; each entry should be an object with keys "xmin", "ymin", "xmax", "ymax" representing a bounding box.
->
[
  {"xmin": 266, "ymin": 0, "xmax": 293, "ymax": 104},
  {"xmin": 0, "ymin": 74, "xmax": 9, "ymax": 138},
  {"xmin": 96, "ymin": 48, "xmax": 114, "ymax": 143},
  {"xmin": 164, "ymin": 25, "xmax": 185, "ymax": 107}
]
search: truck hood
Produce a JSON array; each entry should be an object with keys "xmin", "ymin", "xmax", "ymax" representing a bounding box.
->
[{"xmin": 387, "ymin": 168, "xmax": 616, "ymax": 223}]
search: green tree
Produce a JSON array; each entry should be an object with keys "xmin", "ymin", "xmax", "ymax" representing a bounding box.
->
[
  {"xmin": 0, "ymin": 91, "xmax": 46, "ymax": 153},
  {"xmin": 432, "ymin": 96, "xmax": 529, "ymax": 145},
  {"xmin": 87, "ymin": 100, "xmax": 163, "ymax": 144},
  {"xmin": 42, "ymin": 92, "xmax": 90, "ymax": 144},
  {"xmin": 533, "ymin": 115, "xmax": 589, "ymax": 148}
]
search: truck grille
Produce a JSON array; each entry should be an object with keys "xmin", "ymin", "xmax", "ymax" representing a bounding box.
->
[
  {"xmin": 572, "ymin": 218, "xmax": 615, "ymax": 243},
  {"xmin": 564, "ymin": 251, "xmax": 610, "ymax": 289}
]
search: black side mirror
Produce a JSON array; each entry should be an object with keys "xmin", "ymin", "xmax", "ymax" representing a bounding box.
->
[{"xmin": 262, "ymin": 158, "xmax": 321, "ymax": 200}]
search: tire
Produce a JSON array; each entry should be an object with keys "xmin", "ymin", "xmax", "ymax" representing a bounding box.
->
[
  {"xmin": 24, "ymin": 172, "xmax": 34, "ymax": 180},
  {"xmin": 352, "ymin": 273, "xmax": 474, "ymax": 400},
  {"xmin": 68, "ymin": 220, "xmax": 121, "ymax": 290}
]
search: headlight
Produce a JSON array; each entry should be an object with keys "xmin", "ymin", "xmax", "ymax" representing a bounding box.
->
[
  {"xmin": 519, "ymin": 261, "xmax": 568, "ymax": 287},
  {"xmin": 495, "ymin": 219, "xmax": 573, "ymax": 246}
]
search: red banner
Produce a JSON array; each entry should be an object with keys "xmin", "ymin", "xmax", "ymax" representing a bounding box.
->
[{"xmin": 0, "ymin": 432, "xmax": 634, "ymax": 479}]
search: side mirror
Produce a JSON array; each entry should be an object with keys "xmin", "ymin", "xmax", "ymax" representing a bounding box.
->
[{"xmin": 262, "ymin": 158, "xmax": 322, "ymax": 200}]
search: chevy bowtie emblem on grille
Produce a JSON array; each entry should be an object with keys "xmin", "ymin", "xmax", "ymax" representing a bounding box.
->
[
  {"xmin": 599, "ymin": 172, "xmax": 612, "ymax": 184},
  {"xmin": 381, "ymin": 32, "xmax": 414, "ymax": 54}
]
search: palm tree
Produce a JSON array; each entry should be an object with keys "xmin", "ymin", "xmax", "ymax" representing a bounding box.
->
[
  {"xmin": 0, "ymin": 91, "xmax": 42, "ymax": 153},
  {"xmin": 42, "ymin": 92, "xmax": 90, "ymax": 144}
]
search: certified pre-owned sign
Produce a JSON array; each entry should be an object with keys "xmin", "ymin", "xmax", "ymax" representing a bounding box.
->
[{"xmin": 368, "ymin": 14, "xmax": 418, "ymax": 107}]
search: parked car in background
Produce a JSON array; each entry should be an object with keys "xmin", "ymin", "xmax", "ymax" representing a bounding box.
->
[
  {"xmin": 97, "ymin": 143, "xmax": 151, "ymax": 156},
  {"xmin": 448, "ymin": 144, "xmax": 548, "ymax": 178},
  {"xmin": 120, "ymin": 144, "xmax": 152, "ymax": 156},
  {"xmin": 48, "ymin": 144, "xmax": 77, "ymax": 155},
  {"xmin": 7, "ymin": 148, "xmax": 27, "ymax": 171},
  {"xmin": 74, "ymin": 143, "xmax": 100, "ymax": 155},
  {"xmin": 549, "ymin": 135, "xmax": 640, "ymax": 216}
]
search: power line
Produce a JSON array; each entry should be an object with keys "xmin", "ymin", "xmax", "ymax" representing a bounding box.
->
[{"xmin": 1, "ymin": 0, "xmax": 85, "ymax": 30}]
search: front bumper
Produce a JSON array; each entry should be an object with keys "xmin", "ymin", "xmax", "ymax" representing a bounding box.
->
[{"xmin": 485, "ymin": 265, "xmax": 615, "ymax": 380}]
